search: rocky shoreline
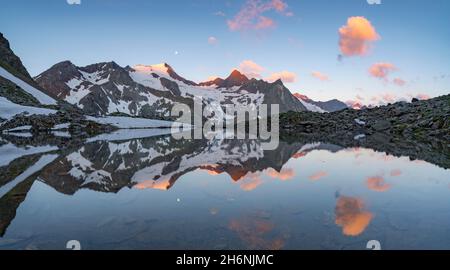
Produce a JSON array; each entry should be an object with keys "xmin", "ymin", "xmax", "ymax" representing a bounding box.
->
[
  {"xmin": 280, "ymin": 94, "xmax": 449, "ymax": 142},
  {"xmin": 280, "ymin": 94, "xmax": 450, "ymax": 169}
]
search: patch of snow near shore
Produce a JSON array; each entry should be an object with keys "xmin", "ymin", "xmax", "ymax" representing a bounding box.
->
[
  {"xmin": 0, "ymin": 97, "xmax": 56, "ymax": 121},
  {"xmin": 52, "ymin": 131, "xmax": 71, "ymax": 138},
  {"xmin": 5, "ymin": 125, "xmax": 32, "ymax": 132},
  {"xmin": 0, "ymin": 66, "xmax": 57, "ymax": 105},
  {"xmin": 0, "ymin": 154, "xmax": 58, "ymax": 198},
  {"xmin": 6, "ymin": 132, "xmax": 33, "ymax": 138},
  {"xmin": 354, "ymin": 118, "xmax": 366, "ymax": 125},
  {"xmin": 52, "ymin": 123, "xmax": 70, "ymax": 130}
]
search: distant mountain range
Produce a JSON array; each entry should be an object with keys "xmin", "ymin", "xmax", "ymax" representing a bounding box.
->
[
  {"xmin": 293, "ymin": 93, "xmax": 348, "ymax": 112},
  {"xmin": 34, "ymin": 61, "xmax": 312, "ymax": 120},
  {"xmin": 0, "ymin": 31, "xmax": 348, "ymax": 128}
]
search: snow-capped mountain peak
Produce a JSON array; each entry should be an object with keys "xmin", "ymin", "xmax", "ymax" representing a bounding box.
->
[
  {"xmin": 199, "ymin": 69, "xmax": 249, "ymax": 89},
  {"xmin": 35, "ymin": 58, "xmax": 309, "ymax": 118},
  {"xmin": 133, "ymin": 63, "xmax": 169, "ymax": 76},
  {"xmin": 293, "ymin": 93, "xmax": 348, "ymax": 113}
]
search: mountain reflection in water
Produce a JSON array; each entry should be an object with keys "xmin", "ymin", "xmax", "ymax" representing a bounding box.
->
[{"xmin": 0, "ymin": 134, "xmax": 449, "ymax": 250}]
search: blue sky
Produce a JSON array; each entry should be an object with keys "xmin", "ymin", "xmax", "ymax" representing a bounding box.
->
[{"xmin": 1, "ymin": 0, "xmax": 449, "ymax": 104}]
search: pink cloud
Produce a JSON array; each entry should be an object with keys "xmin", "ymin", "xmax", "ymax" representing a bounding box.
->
[
  {"xmin": 254, "ymin": 16, "xmax": 275, "ymax": 29},
  {"xmin": 272, "ymin": 0, "xmax": 287, "ymax": 12},
  {"xmin": 335, "ymin": 196, "xmax": 373, "ymax": 236},
  {"xmin": 239, "ymin": 172, "xmax": 263, "ymax": 191},
  {"xmin": 311, "ymin": 71, "xmax": 329, "ymax": 81},
  {"xmin": 414, "ymin": 93, "xmax": 431, "ymax": 100},
  {"xmin": 266, "ymin": 168, "xmax": 295, "ymax": 181},
  {"xmin": 393, "ymin": 78, "xmax": 406, "ymax": 86},
  {"xmin": 285, "ymin": 11, "xmax": 294, "ymax": 17},
  {"xmin": 339, "ymin": 16, "xmax": 380, "ymax": 56},
  {"xmin": 390, "ymin": 169, "xmax": 402, "ymax": 177},
  {"xmin": 369, "ymin": 62, "xmax": 397, "ymax": 79},
  {"xmin": 208, "ymin": 36, "xmax": 218, "ymax": 45},
  {"xmin": 266, "ymin": 70, "xmax": 297, "ymax": 83},
  {"xmin": 356, "ymin": 94, "xmax": 365, "ymax": 101},
  {"xmin": 206, "ymin": 75, "xmax": 219, "ymax": 81},
  {"xmin": 237, "ymin": 60, "xmax": 265, "ymax": 78},
  {"xmin": 346, "ymin": 100, "xmax": 364, "ymax": 110},
  {"xmin": 381, "ymin": 93, "xmax": 397, "ymax": 103},
  {"xmin": 227, "ymin": 0, "xmax": 291, "ymax": 32},
  {"xmin": 308, "ymin": 171, "xmax": 328, "ymax": 181},
  {"xmin": 367, "ymin": 176, "xmax": 391, "ymax": 192}
]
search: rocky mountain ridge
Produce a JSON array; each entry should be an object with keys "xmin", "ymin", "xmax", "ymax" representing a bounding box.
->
[
  {"xmin": 35, "ymin": 60, "xmax": 309, "ymax": 119},
  {"xmin": 293, "ymin": 93, "xmax": 348, "ymax": 112}
]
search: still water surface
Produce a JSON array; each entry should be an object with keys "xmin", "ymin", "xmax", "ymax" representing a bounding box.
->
[{"xmin": 0, "ymin": 135, "xmax": 449, "ymax": 250}]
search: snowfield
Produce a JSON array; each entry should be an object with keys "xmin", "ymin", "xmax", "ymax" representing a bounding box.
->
[
  {"xmin": 0, "ymin": 66, "xmax": 57, "ymax": 105},
  {"xmin": 131, "ymin": 64, "xmax": 265, "ymax": 108},
  {"xmin": 0, "ymin": 97, "xmax": 57, "ymax": 121},
  {"xmin": 298, "ymin": 98, "xmax": 326, "ymax": 113}
]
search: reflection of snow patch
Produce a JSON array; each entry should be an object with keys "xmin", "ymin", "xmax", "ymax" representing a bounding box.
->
[
  {"xmin": 0, "ymin": 143, "xmax": 58, "ymax": 167},
  {"xmin": 87, "ymin": 115, "xmax": 175, "ymax": 129},
  {"xmin": 0, "ymin": 154, "xmax": 58, "ymax": 198},
  {"xmin": 52, "ymin": 123, "xmax": 70, "ymax": 130},
  {"xmin": 0, "ymin": 97, "xmax": 56, "ymax": 120}
]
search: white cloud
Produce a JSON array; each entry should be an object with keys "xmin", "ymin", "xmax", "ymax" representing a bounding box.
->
[{"xmin": 208, "ymin": 36, "xmax": 218, "ymax": 45}]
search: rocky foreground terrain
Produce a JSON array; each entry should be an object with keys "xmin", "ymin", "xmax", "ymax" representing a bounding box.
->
[
  {"xmin": 280, "ymin": 94, "xmax": 450, "ymax": 168},
  {"xmin": 280, "ymin": 94, "xmax": 449, "ymax": 141}
]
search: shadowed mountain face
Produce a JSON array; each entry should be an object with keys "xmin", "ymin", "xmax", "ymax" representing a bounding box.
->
[{"xmin": 0, "ymin": 33, "xmax": 31, "ymax": 79}]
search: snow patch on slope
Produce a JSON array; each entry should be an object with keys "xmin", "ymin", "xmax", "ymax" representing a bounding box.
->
[
  {"xmin": 0, "ymin": 97, "xmax": 57, "ymax": 121},
  {"xmin": 0, "ymin": 66, "xmax": 57, "ymax": 105},
  {"xmin": 298, "ymin": 98, "xmax": 326, "ymax": 113}
]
